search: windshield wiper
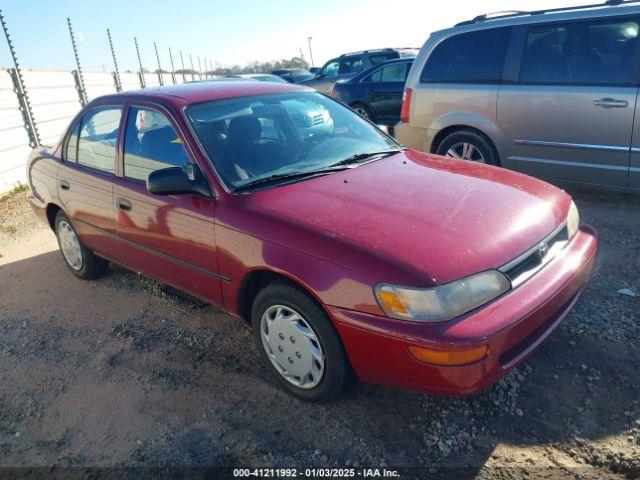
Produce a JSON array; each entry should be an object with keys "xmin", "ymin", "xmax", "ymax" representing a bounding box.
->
[
  {"xmin": 234, "ymin": 166, "xmax": 350, "ymax": 192},
  {"xmin": 329, "ymin": 148, "xmax": 405, "ymax": 168}
]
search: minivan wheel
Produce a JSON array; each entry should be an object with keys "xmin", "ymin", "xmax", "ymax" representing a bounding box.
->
[
  {"xmin": 251, "ymin": 282, "xmax": 352, "ymax": 402},
  {"xmin": 436, "ymin": 130, "xmax": 499, "ymax": 166},
  {"xmin": 351, "ymin": 102, "xmax": 374, "ymax": 122},
  {"xmin": 54, "ymin": 211, "xmax": 109, "ymax": 280}
]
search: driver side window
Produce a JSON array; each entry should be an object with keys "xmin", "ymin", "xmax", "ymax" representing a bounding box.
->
[
  {"xmin": 321, "ymin": 60, "xmax": 339, "ymax": 77},
  {"xmin": 123, "ymin": 107, "xmax": 191, "ymax": 182}
]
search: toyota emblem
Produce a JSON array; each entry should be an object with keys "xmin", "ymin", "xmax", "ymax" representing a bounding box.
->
[{"xmin": 538, "ymin": 241, "xmax": 549, "ymax": 259}]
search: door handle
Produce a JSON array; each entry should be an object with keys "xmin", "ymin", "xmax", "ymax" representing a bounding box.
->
[
  {"xmin": 116, "ymin": 198, "xmax": 132, "ymax": 211},
  {"xmin": 59, "ymin": 180, "xmax": 70, "ymax": 190},
  {"xmin": 594, "ymin": 98, "xmax": 628, "ymax": 108}
]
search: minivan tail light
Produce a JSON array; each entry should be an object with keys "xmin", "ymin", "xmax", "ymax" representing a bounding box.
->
[{"xmin": 400, "ymin": 88, "xmax": 412, "ymax": 123}]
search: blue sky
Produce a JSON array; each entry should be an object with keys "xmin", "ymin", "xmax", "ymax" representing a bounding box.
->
[{"xmin": 1, "ymin": 0, "xmax": 586, "ymax": 72}]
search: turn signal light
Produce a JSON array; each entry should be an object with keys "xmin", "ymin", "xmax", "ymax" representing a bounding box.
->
[
  {"xmin": 408, "ymin": 344, "xmax": 488, "ymax": 366},
  {"xmin": 377, "ymin": 290, "xmax": 408, "ymax": 315}
]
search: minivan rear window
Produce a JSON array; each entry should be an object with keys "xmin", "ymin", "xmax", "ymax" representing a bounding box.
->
[
  {"xmin": 420, "ymin": 27, "xmax": 511, "ymax": 83},
  {"xmin": 520, "ymin": 18, "xmax": 639, "ymax": 85}
]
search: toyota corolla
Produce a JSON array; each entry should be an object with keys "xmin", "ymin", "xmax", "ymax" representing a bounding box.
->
[{"xmin": 26, "ymin": 81, "xmax": 597, "ymax": 402}]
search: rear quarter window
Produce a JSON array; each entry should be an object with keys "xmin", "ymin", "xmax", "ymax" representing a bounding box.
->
[
  {"xmin": 420, "ymin": 27, "xmax": 512, "ymax": 83},
  {"xmin": 369, "ymin": 52, "xmax": 399, "ymax": 65}
]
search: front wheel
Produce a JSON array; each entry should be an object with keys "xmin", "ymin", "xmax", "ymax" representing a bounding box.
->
[
  {"xmin": 251, "ymin": 282, "xmax": 352, "ymax": 402},
  {"xmin": 54, "ymin": 211, "xmax": 109, "ymax": 280},
  {"xmin": 435, "ymin": 129, "xmax": 499, "ymax": 166}
]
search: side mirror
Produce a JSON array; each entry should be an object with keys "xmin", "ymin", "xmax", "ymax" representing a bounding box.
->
[{"xmin": 146, "ymin": 164, "xmax": 213, "ymax": 198}]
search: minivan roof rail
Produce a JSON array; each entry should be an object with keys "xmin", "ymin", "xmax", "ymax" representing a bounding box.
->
[
  {"xmin": 339, "ymin": 48, "xmax": 406, "ymax": 57},
  {"xmin": 455, "ymin": 0, "xmax": 639, "ymax": 26}
]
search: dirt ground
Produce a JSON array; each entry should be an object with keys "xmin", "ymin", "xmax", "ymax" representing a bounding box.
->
[{"xmin": 0, "ymin": 186, "xmax": 638, "ymax": 479}]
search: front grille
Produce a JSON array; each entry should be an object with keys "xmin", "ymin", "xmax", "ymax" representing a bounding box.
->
[{"xmin": 501, "ymin": 224, "xmax": 569, "ymax": 288}]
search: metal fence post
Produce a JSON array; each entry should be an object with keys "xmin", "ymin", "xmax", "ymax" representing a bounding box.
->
[
  {"xmin": 154, "ymin": 42, "xmax": 164, "ymax": 86},
  {"xmin": 198, "ymin": 56, "xmax": 202, "ymax": 80},
  {"xmin": 67, "ymin": 17, "xmax": 87, "ymax": 105},
  {"xmin": 179, "ymin": 51, "xmax": 186, "ymax": 82},
  {"xmin": 168, "ymin": 47, "xmax": 177, "ymax": 85},
  {"xmin": 71, "ymin": 69, "xmax": 87, "ymax": 106},
  {"xmin": 1, "ymin": 10, "xmax": 40, "ymax": 149},
  {"xmin": 189, "ymin": 54, "xmax": 195, "ymax": 81},
  {"xmin": 107, "ymin": 28, "xmax": 122, "ymax": 92},
  {"xmin": 134, "ymin": 36, "xmax": 146, "ymax": 88}
]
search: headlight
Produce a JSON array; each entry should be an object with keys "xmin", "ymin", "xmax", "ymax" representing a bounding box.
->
[
  {"xmin": 567, "ymin": 200, "xmax": 580, "ymax": 239},
  {"xmin": 375, "ymin": 270, "xmax": 511, "ymax": 322}
]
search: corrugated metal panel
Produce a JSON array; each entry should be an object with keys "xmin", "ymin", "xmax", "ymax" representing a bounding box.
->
[
  {"xmin": 143, "ymin": 72, "xmax": 160, "ymax": 88},
  {"xmin": 21, "ymin": 70, "xmax": 79, "ymax": 147},
  {"xmin": 0, "ymin": 70, "xmax": 32, "ymax": 192},
  {"xmin": 120, "ymin": 72, "xmax": 141, "ymax": 92},
  {"xmin": 84, "ymin": 71, "xmax": 117, "ymax": 101}
]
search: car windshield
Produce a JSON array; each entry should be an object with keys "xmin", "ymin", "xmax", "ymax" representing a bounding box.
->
[{"xmin": 185, "ymin": 91, "xmax": 399, "ymax": 191}]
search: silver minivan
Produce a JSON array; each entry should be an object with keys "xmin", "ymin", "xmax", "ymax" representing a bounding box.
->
[{"xmin": 395, "ymin": 0, "xmax": 640, "ymax": 189}]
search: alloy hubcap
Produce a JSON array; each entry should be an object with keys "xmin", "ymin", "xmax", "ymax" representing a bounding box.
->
[
  {"xmin": 58, "ymin": 220, "xmax": 83, "ymax": 271},
  {"xmin": 446, "ymin": 142, "xmax": 485, "ymax": 163},
  {"xmin": 354, "ymin": 106, "xmax": 370, "ymax": 119},
  {"xmin": 260, "ymin": 305, "xmax": 325, "ymax": 389}
]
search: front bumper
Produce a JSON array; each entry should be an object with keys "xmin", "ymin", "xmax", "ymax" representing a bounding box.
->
[{"xmin": 330, "ymin": 226, "xmax": 598, "ymax": 396}]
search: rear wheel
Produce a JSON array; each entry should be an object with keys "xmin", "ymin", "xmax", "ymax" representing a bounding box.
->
[
  {"xmin": 351, "ymin": 102, "xmax": 375, "ymax": 122},
  {"xmin": 54, "ymin": 211, "xmax": 109, "ymax": 280},
  {"xmin": 436, "ymin": 129, "xmax": 499, "ymax": 166},
  {"xmin": 251, "ymin": 282, "xmax": 351, "ymax": 402}
]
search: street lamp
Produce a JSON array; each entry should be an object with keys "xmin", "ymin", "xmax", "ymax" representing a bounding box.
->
[{"xmin": 307, "ymin": 36, "xmax": 315, "ymax": 68}]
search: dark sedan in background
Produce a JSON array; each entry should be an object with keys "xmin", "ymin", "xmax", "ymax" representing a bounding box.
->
[
  {"xmin": 272, "ymin": 69, "xmax": 316, "ymax": 83},
  {"xmin": 330, "ymin": 58, "xmax": 413, "ymax": 127}
]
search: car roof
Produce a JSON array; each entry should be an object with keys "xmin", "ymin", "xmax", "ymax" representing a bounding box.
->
[{"xmin": 88, "ymin": 81, "xmax": 309, "ymax": 108}]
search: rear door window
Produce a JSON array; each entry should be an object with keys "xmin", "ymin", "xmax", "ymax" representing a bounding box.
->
[
  {"xmin": 368, "ymin": 63, "xmax": 410, "ymax": 82},
  {"xmin": 76, "ymin": 107, "xmax": 122, "ymax": 173},
  {"xmin": 123, "ymin": 107, "xmax": 191, "ymax": 182},
  {"xmin": 339, "ymin": 55, "xmax": 363, "ymax": 75},
  {"xmin": 420, "ymin": 27, "xmax": 512, "ymax": 83},
  {"xmin": 520, "ymin": 18, "xmax": 639, "ymax": 85}
]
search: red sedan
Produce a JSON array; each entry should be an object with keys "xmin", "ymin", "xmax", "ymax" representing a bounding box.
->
[{"xmin": 26, "ymin": 81, "xmax": 597, "ymax": 402}]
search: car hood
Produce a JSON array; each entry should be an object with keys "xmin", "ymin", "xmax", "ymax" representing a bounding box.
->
[{"xmin": 247, "ymin": 150, "xmax": 571, "ymax": 284}]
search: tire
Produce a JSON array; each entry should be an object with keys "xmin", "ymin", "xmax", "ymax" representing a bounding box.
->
[
  {"xmin": 54, "ymin": 211, "xmax": 109, "ymax": 280},
  {"xmin": 251, "ymin": 282, "xmax": 352, "ymax": 402},
  {"xmin": 435, "ymin": 129, "xmax": 499, "ymax": 166},
  {"xmin": 351, "ymin": 102, "xmax": 375, "ymax": 123}
]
